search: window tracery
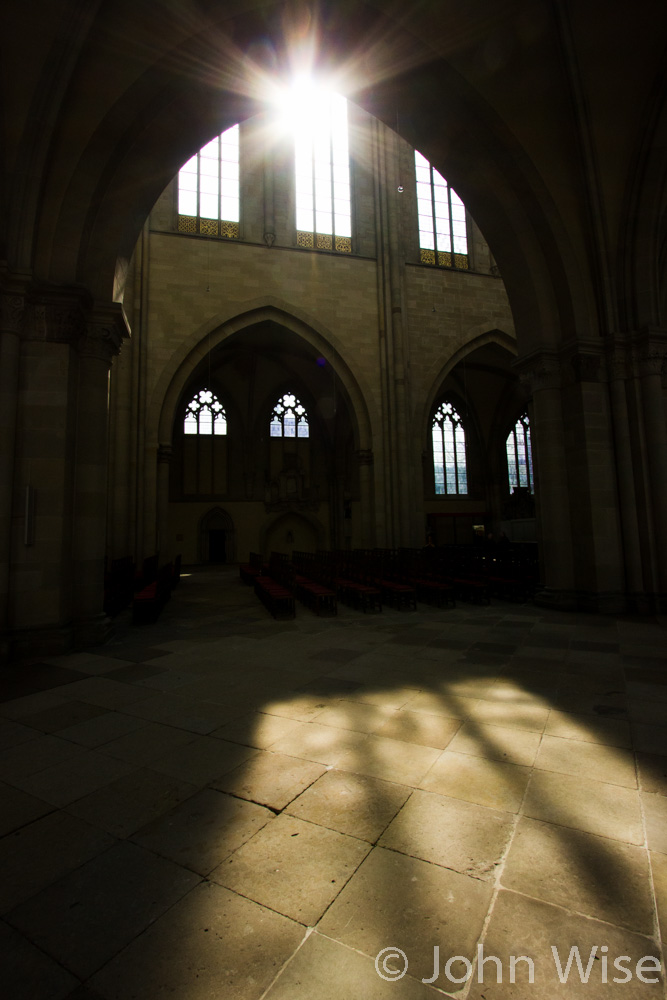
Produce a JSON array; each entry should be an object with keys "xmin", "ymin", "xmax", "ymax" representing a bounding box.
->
[
  {"xmin": 183, "ymin": 389, "xmax": 227, "ymax": 436},
  {"xmin": 270, "ymin": 393, "xmax": 309, "ymax": 438},
  {"xmin": 432, "ymin": 401, "xmax": 468, "ymax": 494}
]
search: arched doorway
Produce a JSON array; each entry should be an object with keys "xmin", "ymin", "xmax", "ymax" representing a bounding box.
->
[{"xmin": 199, "ymin": 507, "xmax": 236, "ymax": 565}]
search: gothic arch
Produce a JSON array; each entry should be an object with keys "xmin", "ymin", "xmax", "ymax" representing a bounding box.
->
[
  {"xmin": 155, "ymin": 303, "xmax": 372, "ymax": 454},
  {"xmin": 199, "ymin": 507, "xmax": 236, "ymax": 564},
  {"xmin": 18, "ymin": 2, "xmax": 595, "ymax": 362}
]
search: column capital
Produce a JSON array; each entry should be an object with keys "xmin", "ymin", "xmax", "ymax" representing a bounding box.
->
[
  {"xmin": 513, "ymin": 350, "xmax": 562, "ymax": 393},
  {"xmin": 356, "ymin": 449, "xmax": 374, "ymax": 467},
  {"xmin": 79, "ymin": 302, "xmax": 129, "ymax": 363},
  {"xmin": 157, "ymin": 444, "xmax": 173, "ymax": 464},
  {"xmin": 0, "ymin": 292, "xmax": 26, "ymax": 335},
  {"xmin": 26, "ymin": 287, "xmax": 90, "ymax": 345}
]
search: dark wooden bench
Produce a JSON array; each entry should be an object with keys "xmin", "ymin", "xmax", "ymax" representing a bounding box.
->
[
  {"xmin": 132, "ymin": 562, "xmax": 173, "ymax": 624},
  {"xmin": 254, "ymin": 575, "xmax": 295, "ymax": 619}
]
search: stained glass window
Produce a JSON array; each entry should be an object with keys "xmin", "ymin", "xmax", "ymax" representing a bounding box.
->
[
  {"xmin": 506, "ymin": 413, "xmax": 534, "ymax": 493},
  {"xmin": 270, "ymin": 393, "xmax": 309, "ymax": 438},
  {"xmin": 432, "ymin": 401, "xmax": 467, "ymax": 494},
  {"xmin": 184, "ymin": 389, "xmax": 227, "ymax": 436},
  {"xmin": 290, "ymin": 85, "xmax": 351, "ymax": 252},
  {"xmin": 178, "ymin": 125, "xmax": 239, "ymax": 236},
  {"xmin": 415, "ymin": 150, "xmax": 468, "ymax": 268}
]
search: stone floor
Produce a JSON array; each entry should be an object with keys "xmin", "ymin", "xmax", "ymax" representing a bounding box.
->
[{"xmin": 1, "ymin": 566, "xmax": 666, "ymax": 999}]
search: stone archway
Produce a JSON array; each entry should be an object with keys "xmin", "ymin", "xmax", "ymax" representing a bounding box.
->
[{"xmin": 199, "ymin": 507, "xmax": 236, "ymax": 565}]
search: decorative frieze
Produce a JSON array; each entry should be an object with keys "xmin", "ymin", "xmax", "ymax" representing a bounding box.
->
[
  {"xmin": 78, "ymin": 303, "xmax": 129, "ymax": 363},
  {"xmin": 28, "ymin": 297, "xmax": 87, "ymax": 345},
  {"xmin": 514, "ymin": 353, "xmax": 562, "ymax": 393},
  {"xmin": 0, "ymin": 293, "xmax": 25, "ymax": 334},
  {"xmin": 569, "ymin": 351, "xmax": 602, "ymax": 383}
]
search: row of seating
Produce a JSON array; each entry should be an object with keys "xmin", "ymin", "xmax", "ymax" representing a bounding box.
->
[
  {"xmin": 241, "ymin": 541, "xmax": 538, "ymax": 618},
  {"xmin": 131, "ymin": 554, "xmax": 182, "ymax": 625}
]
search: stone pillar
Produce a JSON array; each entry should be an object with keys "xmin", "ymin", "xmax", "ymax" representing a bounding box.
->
[
  {"xmin": 156, "ymin": 444, "xmax": 172, "ymax": 562},
  {"xmin": 356, "ymin": 449, "xmax": 375, "ymax": 548},
  {"xmin": 606, "ymin": 348, "xmax": 645, "ymax": 607},
  {"xmin": 0, "ymin": 289, "xmax": 25, "ymax": 659},
  {"xmin": 72, "ymin": 303, "xmax": 127, "ymax": 647},
  {"xmin": 517, "ymin": 352, "xmax": 576, "ymax": 607},
  {"xmin": 637, "ymin": 339, "xmax": 667, "ymax": 608},
  {"xmin": 372, "ymin": 121, "xmax": 417, "ymax": 548},
  {"xmin": 9, "ymin": 289, "xmax": 88, "ymax": 656}
]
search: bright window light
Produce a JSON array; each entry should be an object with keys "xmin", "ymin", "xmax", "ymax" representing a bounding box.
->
[{"xmin": 279, "ymin": 77, "xmax": 351, "ymax": 245}]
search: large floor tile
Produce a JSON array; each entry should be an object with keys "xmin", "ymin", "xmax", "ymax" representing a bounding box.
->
[
  {"xmin": 98, "ymin": 721, "xmax": 198, "ymax": 764},
  {"xmin": 447, "ymin": 721, "xmax": 542, "ymax": 766},
  {"xmin": 544, "ymin": 710, "xmax": 632, "ymax": 748},
  {"xmin": 264, "ymin": 930, "xmax": 445, "ymax": 1000},
  {"xmin": 632, "ymin": 723, "xmax": 667, "ymax": 756},
  {"xmin": 7, "ymin": 840, "xmax": 200, "ymax": 979},
  {"xmin": 467, "ymin": 890, "xmax": 663, "ymax": 999},
  {"xmin": 401, "ymin": 690, "xmax": 480, "ymax": 719},
  {"xmin": 210, "ymin": 813, "xmax": 370, "ymax": 925},
  {"xmin": 523, "ymin": 771, "xmax": 643, "ymax": 844},
  {"xmin": 11, "ymin": 751, "xmax": 135, "ymax": 806},
  {"xmin": 286, "ymin": 768, "xmax": 411, "ymax": 841},
  {"xmin": 0, "ymin": 811, "xmax": 116, "ymax": 915},
  {"xmin": 0, "ymin": 734, "xmax": 83, "ymax": 781},
  {"xmin": 0, "ymin": 780, "xmax": 53, "ymax": 836},
  {"xmin": 211, "ymin": 750, "xmax": 325, "ymax": 809},
  {"xmin": 0, "ymin": 919, "xmax": 78, "ymax": 1000},
  {"xmin": 419, "ymin": 750, "xmax": 530, "ymax": 812},
  {"xmin": 66, "ymin": 767, "xmax": 198, "ymax": 837},
  {"xmin": 211, "ymin": 710, "xmax": 304, "ymax": 747},
  {"xmin": 642, "ymin": 792, "xmax": 667, "ymax": 854},
  {"xmin": 90, "ymin": 881, "xmax": 305, "ymax": 1000},
  {"xmin": 267, "ymin": 721, "xmax": 369, "ymax": 766},
  {"xmin": 534, "ymin": 735, "xmax": 637, "ymax": 787},
  {"xmin": 335, "ymin": 734, "xmax": 441, "ymax": 785},
  {"xmin": 373, "ymin": 709, "xmax": 461, "ymax": 749},
  {"xmin": 147, "ymin": 735, "xmax": 258, "ymax": 786},
  {"xmin": 318, "ymin": 846, "xmax": 492, "ymax": 988},
  {"xmin": 55, "ymin": 710, "xmax": 147, "ymax": 748},
  {"xmin": 502, "ymin": 816, "xmax": 654, "ymax": 934},
  {"xmin": 307, "ymin": 699, "xmax": 395, "ymax": 733},
  {"xmin": 636, "ymin": 752, "xmax": 667, "ymax": 794},
  {"xmin": 379, "ymin": 788, "xmax": 514, "ymax": 879},
  {"xmin": 468, "ymin": 699, "xmax": 549, "ymax": 733},
  {"xmin": 132, "ymin": 787, "xmax": 273, "ymax": 874}
]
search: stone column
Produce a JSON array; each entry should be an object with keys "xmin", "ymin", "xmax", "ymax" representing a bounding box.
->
[
  {"xmin": 0, "ymin": 289, "xmax": 25, "ymax": 659},
  {"xmin": 72, "ymin": 303, "xmax": 127, "ymax": 647},
  {"xmin": 9, "ymin": 289, "xmax": 88, "ymax": 656},
  {"xmin": 517, "ymin": 352, "xmax": 576, "ymax": 607},
  {"xmin": 606, "ymin": 348, "xmax": 645, "ymax": 607},
  {"xmin": 156, "ymin": 444, "xmax": 173, "ymax": 562},
  {"xmin": 356, "ymin": 449, "xmax": 375, "ymax": 548},
  {"xmin": 637, "ymin": 339, "xmax": 667, "ymax": 607}
]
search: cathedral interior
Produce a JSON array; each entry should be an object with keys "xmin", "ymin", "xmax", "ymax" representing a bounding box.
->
[{"xmin": 1, "ymin": 1, "xmax": 666, "ymax": 997}]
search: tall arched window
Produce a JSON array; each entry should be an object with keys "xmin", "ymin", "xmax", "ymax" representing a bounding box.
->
[
  {"xmin": 286, "ymin": 82, "xmax": 351, "ymax": 253},
  {"xmin": 270, "ymin": 393, "xmax": 309, "ymax": 438},
  {"xmin": 178, "ymin": 124, "xmax": 240, "ymax": 238},
  {"xmin": 506, "ymin": 413, "xmax": 534, "ymax": 493},
  {"xmin": 184, "ymin": 389, "xmax": 227, "ymax": 436},
  {"xmin": 432, "ymin": 402, "xmax": 467, "ymax": 494},
  {"xmin": 415, "ymin": 150, "xmax": 468, "ymax": 269}
]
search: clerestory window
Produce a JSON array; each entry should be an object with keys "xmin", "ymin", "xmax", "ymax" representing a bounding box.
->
[
  {"xmin": 506, "ymin": 413, "xmax": 534, "ymax": 493},
  {"xmin": 178, "ymin": 124, "xmax": 240, "ymax": 238},
  {"xmin": 269, "ymin": 393, "xmax": 309, "ymax": 438},
  {"xmin": 184, "ymin": 389, "xmax": 227, "ymax": 436},
  {"xmin": 432, "ymin": 401, "xmax": 468, "ymax": 494},
  {"xmin": 415, "ymin": 150, "xmax": 468, "ymax": 269},
  {"xmin": 288, "ymin": 82, "xmax": 352, "ymax": 253}
]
